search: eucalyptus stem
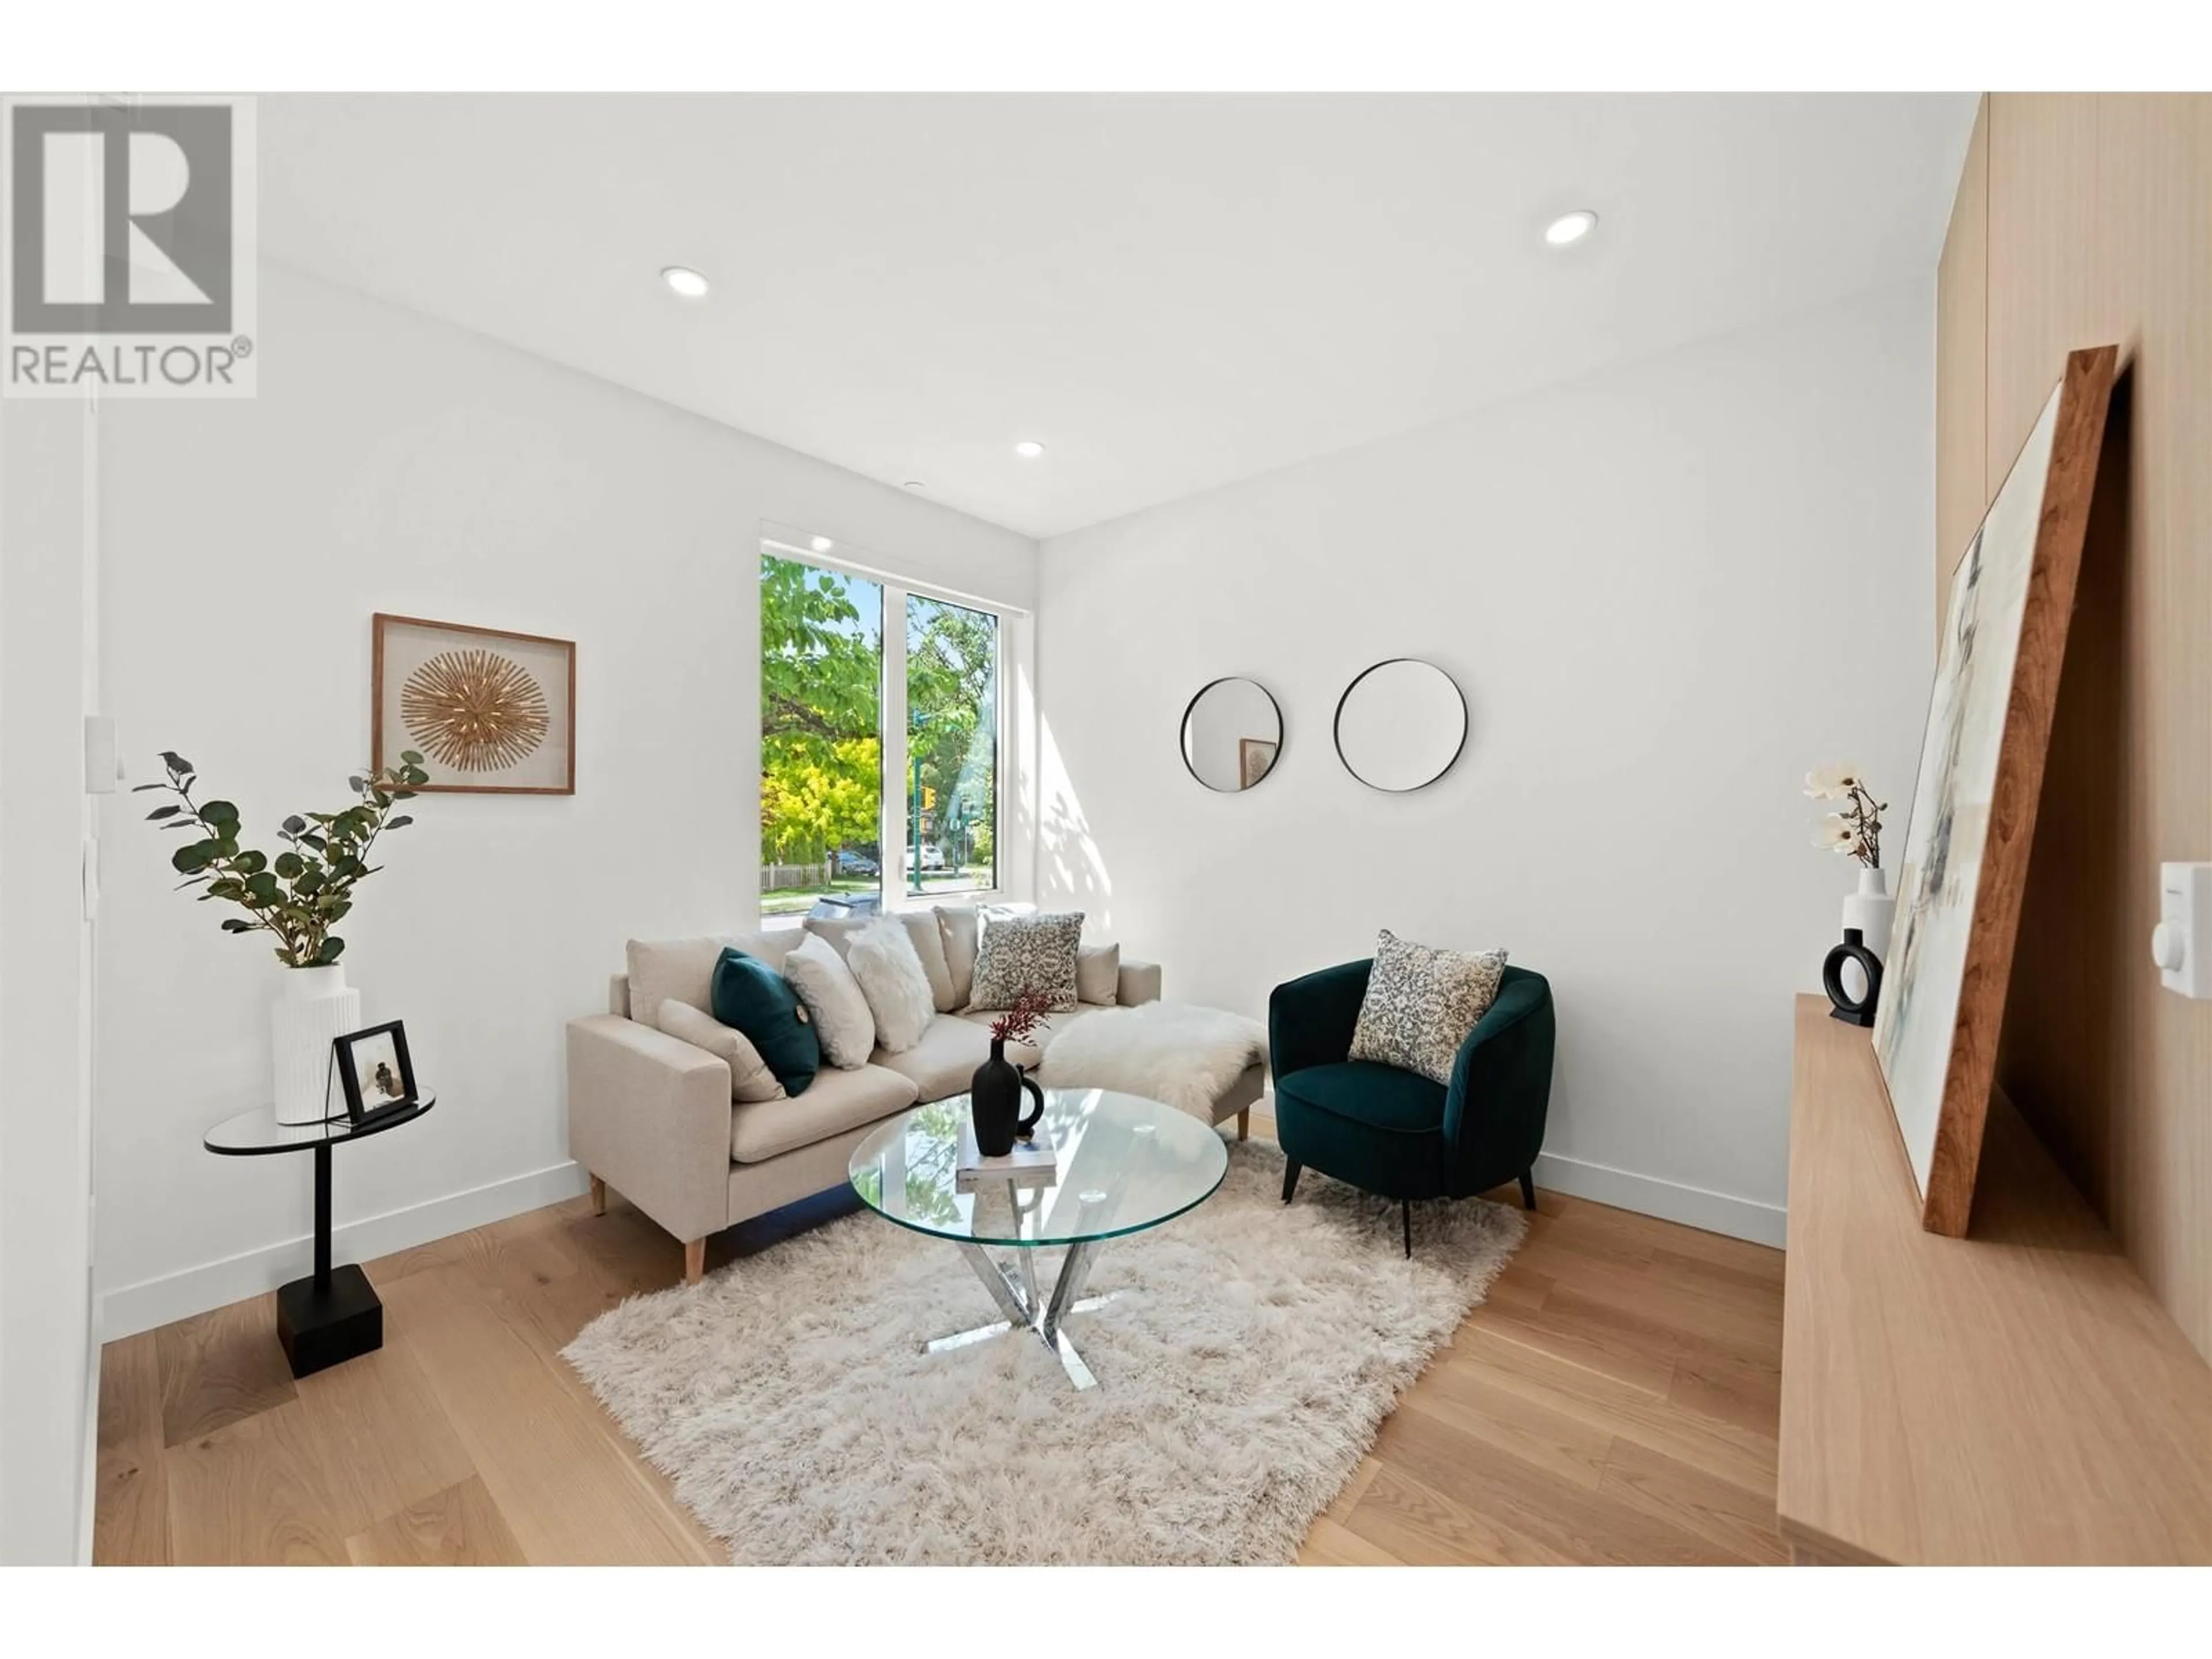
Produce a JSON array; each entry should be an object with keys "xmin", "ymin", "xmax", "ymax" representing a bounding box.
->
[{"xmin": 137, "ymin": 748, "xmax": 429, "ymax": 968}]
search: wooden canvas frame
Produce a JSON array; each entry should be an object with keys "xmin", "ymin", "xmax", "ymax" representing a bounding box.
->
[
  {"xmin": 1238, "ymin": 737, "xmax": 1278, "ymax": 790},
  {"xmin": 1874, "ymin": 345, "xmax": 2116, "ymax": 1235},
  {"xmin": 372, "ymin": 613, "xmax": 577, "ymax": 796}
]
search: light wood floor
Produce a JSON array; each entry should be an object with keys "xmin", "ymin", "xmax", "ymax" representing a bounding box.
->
[{"xmin": 95, "ymin": 1120, "xmax": 1787, "ymax": 1566}]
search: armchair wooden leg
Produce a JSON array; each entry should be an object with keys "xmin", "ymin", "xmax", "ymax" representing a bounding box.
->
[
  {"xmin": 1402, "ymin": 1199, "xmax": 1412, "ymax": 1259},
  {"xmin": 1282, "ymin": 1159, "xmax": 1302, "ymax": 1204},
  {"xmin": 589, "ymin": 1175, "xmax": 607, "ymax": 1217},
  {"xmin": 1236, "ymin": 1109, "xmax": 1250, "ymax": 1142},
  {"xmin": 1518, "ymin": 1170, "xmax": 1536, "ymax": 1211},
  {"xmin": 683, "ymin": 1238, "xmax": 706, "ymax": 1285}
]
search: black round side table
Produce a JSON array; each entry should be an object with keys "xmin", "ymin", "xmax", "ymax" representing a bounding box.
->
[{"xmin": 203, "ymin": 1096, "xmax": 435, "ymax": 1378}]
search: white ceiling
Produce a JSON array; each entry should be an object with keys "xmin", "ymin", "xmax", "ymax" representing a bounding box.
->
[{"xmin": 259, "ymin": 93, "xmax": 1976, "ymax": 540}]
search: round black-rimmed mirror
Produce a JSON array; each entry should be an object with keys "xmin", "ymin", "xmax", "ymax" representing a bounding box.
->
[
  {"xmin": 1180, "ymin": 677, "xmax": 1283, "ymax": 793},
  {"xmin": 1333, "ymin": 658, "xmax": 1468, "ymax": 792}
]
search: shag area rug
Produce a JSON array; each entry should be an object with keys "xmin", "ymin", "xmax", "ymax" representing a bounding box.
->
[{"xmin": 563, "ymin": 1139, "xmax": 1525, "ymax": 1565}]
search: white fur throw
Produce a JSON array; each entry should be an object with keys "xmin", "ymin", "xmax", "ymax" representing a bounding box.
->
[
  {"xmin": 1037, "ymin": 1001, "xmax": 1267, "ymax": 1120},
  {"xmin": 846, "ymin": 918, "xmax": 936, "ymax": 1055}
]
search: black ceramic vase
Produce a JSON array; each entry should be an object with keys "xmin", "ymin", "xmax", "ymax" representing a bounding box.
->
[{"xmin": 970, "ymin": 1037, "xmax": 1044, "ymax": 1156}]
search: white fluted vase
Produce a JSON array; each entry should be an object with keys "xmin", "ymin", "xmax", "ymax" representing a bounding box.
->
[
  {"xmin": 272, "ymin": 965, "xmax": 361, "ymax": 1124},
  {"xmin": 1839, "ymin": 867, "xmax": 1896, "ymax": 1003}
]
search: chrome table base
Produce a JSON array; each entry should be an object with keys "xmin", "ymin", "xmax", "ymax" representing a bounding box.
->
[{"xmin": 927, "ymin": 1234, "xmax": 1118, "ymax": 1389}]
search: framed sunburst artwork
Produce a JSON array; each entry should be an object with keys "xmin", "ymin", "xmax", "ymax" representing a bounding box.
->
[{"xmin": 373, "ymin": 614, "xmax": 575, "ymax": 794}]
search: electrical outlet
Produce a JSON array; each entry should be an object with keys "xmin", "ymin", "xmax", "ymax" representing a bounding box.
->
[{"xmin": 2152, "ymin": 862, "xmax": 2212, "ymax": 999}]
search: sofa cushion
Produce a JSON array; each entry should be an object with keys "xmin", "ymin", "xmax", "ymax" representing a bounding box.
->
[
  {"xmin": 801, "ymin": 915, "xmax": 870, "ymax": 961},
  {"xmin": 730, "ymin": 1063, "xmax": 917, "ymax": 1164},
  {"xmin": 936, "ymin": 904, "xmax": 981, "ymax": 1008},
  {"xmin": 872, "ymin": 1014, "xmax": 993, "ymax": 1100},
  {"xmin": 949, "ymin": 1002, "xmax": 1099, "ymax": 1069},
  {"xmin": 933, "ymin": 902, "xmax": 1034, "ymax": 1007},
  {"xmin": 656, "ymin": 1000, "xmax": 786, "ymax": 1103},
  {"xmin": 628, "ymin": 931, "xmax": 793, "ymax": 1025},
  {"xmin": 898, "ymin": 911, "xmax": 960, "ymax": 1013},
  {"xmin": 1077, "ymin": 942, "xmax": 1120, "ymax": 1006},
  {"xmin": 782, "ymin": 931, "xmax": 876, "ymax": 1070},
  {"xmin": 802, "ymin": 911, "xmax": 955, "ymax": 1007},
  {"xmin": 710, "ymin": 948, "xmax": 820, "ymax": 1096},
  {"xmin": 1272, "ymin": 1059, "xmax": 1451, "ymax": 1200},
  {"xmin": 969, "ymin": 910, "xmax": 1085, "ymax": 1012}
]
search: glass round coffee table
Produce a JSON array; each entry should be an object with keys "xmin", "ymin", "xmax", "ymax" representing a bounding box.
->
[{"xmin": 850, "ymin": 1088, "xmax": 1228, "ymax": 1390}]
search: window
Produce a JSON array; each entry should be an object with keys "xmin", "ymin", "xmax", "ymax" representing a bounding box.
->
[
  {"xmin": 905, "ymin": 593, "xmax": 998, "ymax": 898},
  {"xmin": 759, "ymin": 555, "xmax": 883, "ymax": 918},
  {"xmin": 758, "ymin": 542, "xmax": 1003, "ymax": 919}
]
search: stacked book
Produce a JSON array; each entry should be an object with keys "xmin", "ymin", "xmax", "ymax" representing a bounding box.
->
[{"xmin": 955, "ymin": 1117, "xmax": 1059, "ymax": 1191}]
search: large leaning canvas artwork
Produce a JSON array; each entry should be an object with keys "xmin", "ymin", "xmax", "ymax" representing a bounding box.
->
[
  {"xmin": 1873, "ymin": 346, "xmax": 2115, "ymax": 1235},
  {"xmin": 373, "ymin": 614, "xmax": 577, "ymax": 794}
]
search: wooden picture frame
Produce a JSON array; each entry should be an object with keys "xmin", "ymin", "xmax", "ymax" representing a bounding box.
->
[
  {"xmin": 372, "ymin": 613, "xmax": 576, "ymax": 795},
  {"xmin": 1873, "ymin": 345, "xmax": 2116, "ymax": 1236},
  {"xmin": 1238, "ymin": 737, "xmax": 1278, "ymax": 791}
]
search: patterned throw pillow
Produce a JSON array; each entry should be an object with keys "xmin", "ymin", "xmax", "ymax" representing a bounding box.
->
[
  {"xmin": 1349, "ymin": 929, "xmax": 1509, "ymax": 1085},
  {"xmin": 967, "ymin": 911, "xmax": 1085, "ymax": 1012}
]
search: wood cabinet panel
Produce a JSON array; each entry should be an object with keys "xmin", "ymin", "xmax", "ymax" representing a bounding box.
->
[
  {"xmin": 1934, "ymin": 97, "xmax": 1988, "ymax": 632},
  {"xmin": 1958, "ymin": 92, "xmax": 2212, "ymax": 1362},
  {"xmin": 1984, "ymin": 94, "xmax": 2103, "ymax": 480}
]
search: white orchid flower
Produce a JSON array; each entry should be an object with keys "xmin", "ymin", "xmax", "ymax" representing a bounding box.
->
[{"xmin": 1813, "ymin": 813, "xmax": 1855, "ymax": 849}]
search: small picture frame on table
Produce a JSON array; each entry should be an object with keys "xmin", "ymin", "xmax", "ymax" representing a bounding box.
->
[{"xmin": 334, "ymin": 1021, "xmax": 418, "ymax": 1122}]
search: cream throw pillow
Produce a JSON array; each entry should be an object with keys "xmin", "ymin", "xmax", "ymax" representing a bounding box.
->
[
  {"xmin": 847, "ymin": 918, "xmax": 937, "ymax": 1054},
  {"xmin": 782, "ymin": 931, "xmax": 877, "ymax": 1069},
  {"xmin": 1349, "ymin": 929, "xmax": 1509, "ymax": 1086},
  {"xmin": 656, "ymin": 1001, "xmax": 786, "ymax": 1103},
  {"xmin": 1076, "ymin": 942, "xmax": 1120, "ymax": 1006}
]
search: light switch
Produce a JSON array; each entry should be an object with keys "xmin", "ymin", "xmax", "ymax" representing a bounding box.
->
[{"xmin": 2154, "ymin": 862, "xmax": 2212, "ymax": 998}]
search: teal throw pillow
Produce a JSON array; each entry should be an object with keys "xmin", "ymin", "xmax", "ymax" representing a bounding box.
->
[{"xmin": 709, "ymin": 948, "xmax": 820, "ymax": 1096}]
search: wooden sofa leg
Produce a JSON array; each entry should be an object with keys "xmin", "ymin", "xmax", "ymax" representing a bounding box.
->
[
  {"xmin": 683, "ymin": 1238, "xmax": 706, "ymax": 1285},
  {"xmin": 589, "ymin": 1175, "xmax": 607, "ymax": 1217},
  {"xmin": 1236, "ymin": 1109, "xmax": 1250, "ymax": 1142}
]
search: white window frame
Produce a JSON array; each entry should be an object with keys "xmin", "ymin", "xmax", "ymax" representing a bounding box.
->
[{"xmin": 760, "ymin": 530, "xmax": 1015, "ymax": 917}]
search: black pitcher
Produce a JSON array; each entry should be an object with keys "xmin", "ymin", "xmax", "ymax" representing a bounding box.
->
[{"xmin": 970, "ymin": 1037, "xmax": 1044, "ymax": 1156}]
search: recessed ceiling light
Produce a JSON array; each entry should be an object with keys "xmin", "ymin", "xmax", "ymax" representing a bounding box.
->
[
  {"xmin": 809, "ymin": 535, "xmax": 834, "ymax": 554},
  {"xmin": 660, "ymin": 265, "xmax": 710, "ymax": 298},
  {"xmin": 903, "ymin": 480, "xmax": 927, "ymax": 491},
  {"xmin": 1014, "ymin": 440, "xmax": 1046, "ymax": 459},
  {"xmin": 1543, "ymin": 211, "xmax": 1599, "ymax": 248}
]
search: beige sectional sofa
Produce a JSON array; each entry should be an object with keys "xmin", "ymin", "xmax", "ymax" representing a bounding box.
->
[{"xmin": 566, "ymin": 907, "xmax": 1262, "ymax": 1282}]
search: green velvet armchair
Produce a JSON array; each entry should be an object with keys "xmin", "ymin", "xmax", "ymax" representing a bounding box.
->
[{"xmin": 1268, "ymin": 960, "xmax": 1554, "ymax": 1255}]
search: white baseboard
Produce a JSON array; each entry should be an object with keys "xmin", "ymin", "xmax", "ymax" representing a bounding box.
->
[
  {"xmin": 1531, "ymin": 1150, "xmax": 1786, "ymax": 1249},
  {"xmin": 97, "ymin": 1160, "xmax": 592, "ymax": 1341}
]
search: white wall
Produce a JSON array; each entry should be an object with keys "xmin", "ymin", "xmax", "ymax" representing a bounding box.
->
[
  {"xmin": 95, "ymin": 266, "xmax": 1036, "ymax": 1334},
  {"xmin": 0, "ymin": 398, "xmax": 99, "ymax": 1562},
  {"xmin": 1036, "ymin": 281, "xmax": 1936, "ymax": 1241}
]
